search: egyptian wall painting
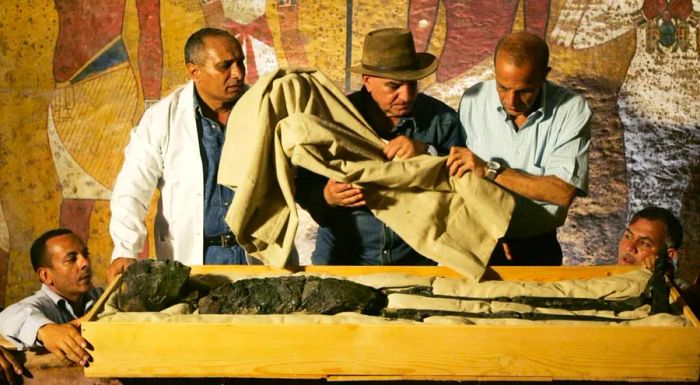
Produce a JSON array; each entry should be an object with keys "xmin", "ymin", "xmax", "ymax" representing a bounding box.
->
[{"xmin": 0, "ymin": 0, "xmax": 698, "ymax": 306}]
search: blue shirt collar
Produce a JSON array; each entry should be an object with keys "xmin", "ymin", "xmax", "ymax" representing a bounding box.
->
[
  {"xmin": 495, "ymin": 80, "xmax": 548, "ymax": 123},
  {"xmin": 193, "ymin": 88, "xmax": 228, "ymax": 135},
  {"xmin": 193, "ymin": 88, "xmax": 205, "ymax": 119}
]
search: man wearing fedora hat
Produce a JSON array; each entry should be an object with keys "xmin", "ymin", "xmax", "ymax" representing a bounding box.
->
[
  {"xmin": 446, "ymin": 31, "xmax": 592, "ymax": 266},
  {"xmin": 298, "ymin": 28, "xmax": 465, "ymax": 265}
]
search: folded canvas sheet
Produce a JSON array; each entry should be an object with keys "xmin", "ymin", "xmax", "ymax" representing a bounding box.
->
[{"xmin": 219, "ymin": 68, "xmax": 514, "ymax": 281}]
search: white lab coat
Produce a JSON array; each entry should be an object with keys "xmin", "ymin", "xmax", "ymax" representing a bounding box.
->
[{"xmin": 110, "ymin": 81, "xmax": 205, "ymax": 266}]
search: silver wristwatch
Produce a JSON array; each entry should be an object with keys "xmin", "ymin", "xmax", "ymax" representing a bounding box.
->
[{"xmin": 485, "ymin": 160, "xmax": 502, "ymax": 181}]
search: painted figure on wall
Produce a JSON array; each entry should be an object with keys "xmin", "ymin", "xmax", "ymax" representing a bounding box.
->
[
  {"xmin": 49, "ymin": 0, "xmax": 163, "ymax": 244},
  {"xmin": 410, "ymin": 0, "xmax": 551, "ymax": 108},
  {"xmin": 408, "ymin": 0, "xmax": 550, "ymax": 82},
  {"xmin": 201, "ymin": 0, "xmax": 309, "ymax": 82},
  {"xmin": 552, "ymin": 0, "xmax": 700, "ymax": 227}
]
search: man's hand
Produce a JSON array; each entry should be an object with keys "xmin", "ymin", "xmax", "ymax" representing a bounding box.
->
[
  {"xmin": 323, "ymin": 179, "xmax": 366, "ymax": 207},
  {"xmin": 383, "ymin": 135, "xmax": 428, "ymax": 160},
  {"xmin": 641, "ymin": 255, "xmax": 657, "ymax": 270},
  {"xmin": 37, "ymin": 322, "xmax": 91, "ymax": 367},
  {"xmin": 107, "ymin": 257, "xmax": 136, "ymax": 283},
  {"xmin": 0, "ymin": 346, "xmax": 22, "ymax": 385},
  {"xmin": 446, "ymin": 146, "xmax": 488, "ymax": 178},
  {"xmin": 502, "ymin": 242, "xmax": 513, "ymax": 261}
]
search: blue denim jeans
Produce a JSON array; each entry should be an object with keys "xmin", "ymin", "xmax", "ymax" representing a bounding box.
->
[
  {"xmin": 311, "ymin": 208, "xmax": 435, "ymax": 266},
  {"xmin": 204, "ymin": 244, "xmax": 247, "ymax": 265}
]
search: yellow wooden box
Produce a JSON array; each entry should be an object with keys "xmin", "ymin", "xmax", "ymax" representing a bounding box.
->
[{"xmin": 81, "ymin": 265, "xmax": 700, "ymax": 381}]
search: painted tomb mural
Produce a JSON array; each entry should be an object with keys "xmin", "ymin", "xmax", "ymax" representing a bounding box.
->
[{"xmin": 0, "ymin": 0, "xmax": 697, "ymax": 306}]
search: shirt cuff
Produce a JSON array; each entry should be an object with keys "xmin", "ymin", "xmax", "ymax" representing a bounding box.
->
[
  {"xmin": 15, "ymin": 316, "xmax": 53, "ymax": 350},
  {"xmin": 426, "ymin": 144, "xmax": 438, "ymax": 156}
]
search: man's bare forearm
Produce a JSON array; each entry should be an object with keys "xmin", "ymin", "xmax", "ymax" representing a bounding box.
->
[{"xmin": 493, "ymin": 168, "xmax": 576, "ymax": 207}]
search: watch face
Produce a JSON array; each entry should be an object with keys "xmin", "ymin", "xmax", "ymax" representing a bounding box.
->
[{"xmin": 485, "ymin": 161, "xmax": 500, "ymax": 181}]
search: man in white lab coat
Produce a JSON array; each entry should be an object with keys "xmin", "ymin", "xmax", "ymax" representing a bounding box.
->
[{"xmin": 108, "ymin": 28, "xmax": 249, "ymax": 280}]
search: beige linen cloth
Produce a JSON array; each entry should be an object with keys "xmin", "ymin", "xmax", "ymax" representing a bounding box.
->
[{"xmin": 218, "ymin": 68, "xmax": 514, "ymax": 281}]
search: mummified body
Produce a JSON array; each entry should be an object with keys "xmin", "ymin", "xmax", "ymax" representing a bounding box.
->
[
  {"xmin": 198, "ymin": 276, "xmax": 388, "ymax": 315},
  {"xmin": 113, "ymin": 260, "xmax": 671, "ymax": 321},
  {"xmin": 115, "ymin": 259, "xmax": 192, "ymax": 312},
  {"xmin": 114, "ymin": 260, "xmax": 387, "ymax": 315}
]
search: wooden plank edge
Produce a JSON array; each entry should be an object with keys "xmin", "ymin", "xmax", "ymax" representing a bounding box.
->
[
  {"xmin": 186, "ymin": 265, "xmax": 641, "ymax": 281},
  {"xmin": 326, "ymin": 375, "xmax": 554, "ymax": 382},
  {"xmin": 84, "ymin": 272, "xmax": 123, "ymax": 322},
  {"xmin": 326, "ymin": 374, "xmax": 700, "ymax": 382},
  {"xmin": 85, "ymin": 373, "xmax": 329, "ymax": 380},
  {"xmin": 670, "ymin": 284, "xmax": 700, "ymax": 327}
]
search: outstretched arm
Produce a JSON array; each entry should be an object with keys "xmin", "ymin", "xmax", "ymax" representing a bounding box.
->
[
  {"xmin": 0, "ymin": 294, "xmax": 95, "ymax": 368},
  {"xmin": 36, "ymin": 320, "xmax": 91, "ymax": 367},
  {"xmin": 490, "ymin": 166, "xmax": 577, "ymax": 207},
  {"xmin": 446, "ymin": 146, "xmax": 577, "ymax": 207}
]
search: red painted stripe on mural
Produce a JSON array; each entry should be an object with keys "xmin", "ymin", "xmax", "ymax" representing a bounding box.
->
[
  {"xmin": 137, "ymin": 0, "xmax": 163, "ymax": 100},
  {"xmin": 440, "ymin": 0, "xmax": 519, "ymax": 82},
  {"xmin": 53, "ymin": 0, "xmax": 127, "ymax": 83},
  {"xmin": 278, "ymin": 5, "xmax": 309, "ymax": 67},
  {"xmin": 408, "ymin": 0, "xmax": 521, "ymax": 83},
  {"xmin": 202, "ymin": 1, "xmax": 227, "ymax": 27},
  {"xmin": 407, "ymin": 0, "xmax": 439, "ymax": 53},
  {"xmin": 524, "ymin": 0, "xmax": 550, "ymax": 38},
  {"xmin": 59, "ymin": 199, "xmax": 94, "ymax": 243}
]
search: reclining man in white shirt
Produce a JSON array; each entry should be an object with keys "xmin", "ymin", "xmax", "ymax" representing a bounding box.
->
[{"xmin": 0, "ymin": 228, "xmax": 103, "ymax": 375}]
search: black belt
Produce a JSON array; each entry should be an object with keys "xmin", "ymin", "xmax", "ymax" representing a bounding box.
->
[{"xmin": 204, "ymin": 233, "xmax": 238, "ymax": 248}]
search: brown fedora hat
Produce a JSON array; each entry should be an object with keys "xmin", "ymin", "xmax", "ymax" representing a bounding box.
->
[{"xmin": 350, "ymin": 28, "xmax": 438, "ymax": 81}]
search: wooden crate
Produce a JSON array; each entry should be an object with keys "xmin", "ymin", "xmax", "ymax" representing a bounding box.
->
[{"xmin": 81, "ymin": 265, "xmax": 700, "ymax": 381}]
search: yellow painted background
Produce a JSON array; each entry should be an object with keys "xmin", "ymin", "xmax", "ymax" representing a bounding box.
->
[{"xmin": 0, "ymin": 0, "xmax": 695, "ymax": 307}]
